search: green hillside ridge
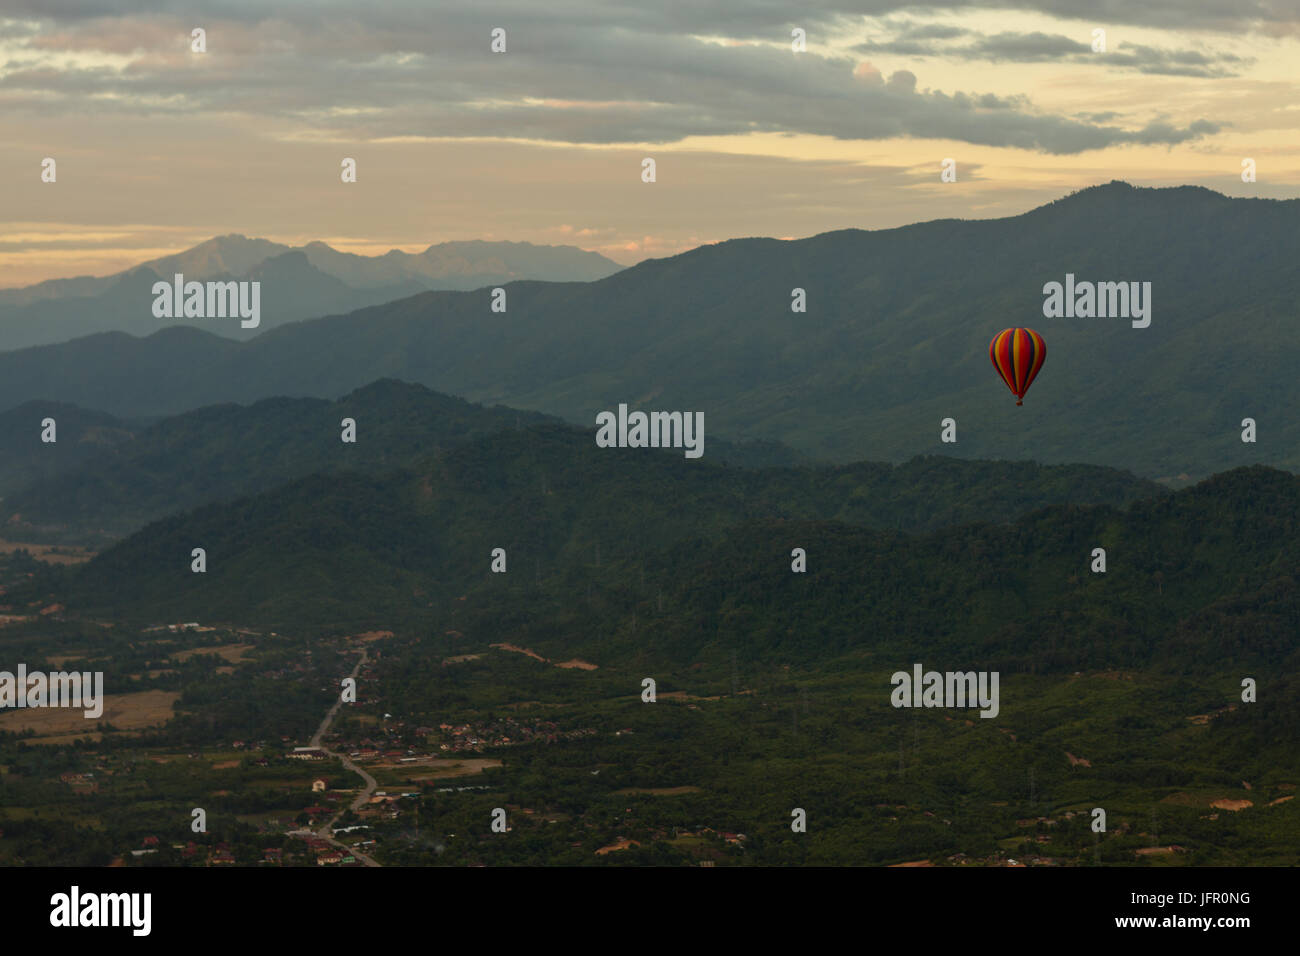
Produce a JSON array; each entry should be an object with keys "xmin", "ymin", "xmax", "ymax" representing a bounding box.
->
[
  {"xmin": 27, "ymin": 420, "xmax": 1213, "ymax": 639},
  {"xmin": 39, "ymin": 453, "xmax": 1293, "ymax": 683},
  {"xmin": 422, "ymin": 462, "xmax": 1296, "ymax": 679},
  {"xmin": 0, "ymin": 381, "xmax": 803, "ymax": 543},
  {"xmin": 0, "ymin": 380, "xmax": 555, "ymax": 542},
  {"xmin": 0, "ymin": 401, "xmax": 137, "ymax": 497}
]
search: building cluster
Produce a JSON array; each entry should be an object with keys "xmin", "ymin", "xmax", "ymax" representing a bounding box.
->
[{"xmin": 427, "ymin": 718, "xmax": 595, "ymax": 753}]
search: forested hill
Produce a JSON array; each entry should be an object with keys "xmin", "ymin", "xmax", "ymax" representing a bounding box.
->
[
  {"xmin": 0, "ymin": 380, "xmax": 555, "ymax": 542},
  {"xmin": 0, "ymin": 401, "xmax": 136, "ymax": 496},
  {"xmin": 34, "ymin": 453, "xmax": 1295, "ymax": 689},
  {"xmin": 0, "ymin": 381, "xmax": 802, "ymax": 543},
  {"xmin": 29, "ymin": 420, "xmax": 1206, "ymax": 641}
]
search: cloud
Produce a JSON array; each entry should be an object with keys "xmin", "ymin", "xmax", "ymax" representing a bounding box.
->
[
  {"xmin": 860, "ymin": 28, "xmax": 1253, "ymax": 77},
  {"xmin": 853, "ymin": 61, "xmax": 884, "ymax": 82},
  {"xmin": 1109, "ymin": 42, "xmax": 1252, "ymax": 77},
  {"xmin": 968, "ymin": 31, "xmax": 1091, "ymax": 61},
  {"xmin": 886, "ymin": 69, "xmax": 917, "ymax": 92},
  {"xmin": 8, "ymin": 1, "xmax": 1299, "ymax": 36},
  {"xmin": 0, "ymin": 8, "xmax": 1226, "ymax": 155}
]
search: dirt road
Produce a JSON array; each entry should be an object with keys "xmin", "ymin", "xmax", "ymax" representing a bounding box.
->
[{"xmin": 305, "ymin": 648, "xmax": 382, "ymax": 867}]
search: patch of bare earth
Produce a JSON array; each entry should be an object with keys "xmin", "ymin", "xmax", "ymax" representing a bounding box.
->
[
  {"xmin": 442, "ymin": 654, "xmax": 481, "ymax": 665},
  {"xmin": 0, "ymin": 539, "xmax": 95, "ymax": 564},
  {"xmin": 0, "ymin": 689, "xmax": 180, "ymax": 742},
  {"xmin": 1185, "ymin": 705, "xmax": 1237, "ymax": 725},
  {"xmin": 169, "ymin": 644, "xmax": 253, "ymax": 664},
  {"xmin": 490, "ymin": 644, "xmax": 598, "ymax": 671},
  {"xmin": 490, "ymin": 643, "xmax": 548, "ymax": 663},
  {"xmin": 405, "ymin": 757, "xmax": 502, "ymax": 780},
  {"xmin": 348, "ymin": 630, "xmax": 394, "ymax": 643},
  {"xmin": 595, "ymin": 838, "xmax": 640, "ymax": 856},
  {"xmin": 1210, "ymin": 799, "xmax": 1252, "ymax": 811}
]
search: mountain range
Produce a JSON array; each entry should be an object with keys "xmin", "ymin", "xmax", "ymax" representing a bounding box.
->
[
  {"xmin": 0, "ymin": 183, "xmax": 1291, "ymax": 480},
  {"xmin": 0, "ymin": 236, "xmax": 623, "ymax": 349}
]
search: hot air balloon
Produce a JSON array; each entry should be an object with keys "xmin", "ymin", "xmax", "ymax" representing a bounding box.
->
[{"xmin": 989, "ymin": 328, "xmax": 1046, "ymax": 406}]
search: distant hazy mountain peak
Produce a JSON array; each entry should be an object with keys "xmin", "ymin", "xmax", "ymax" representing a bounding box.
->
[
  {"xmin": 139, "ymin": 234, "xmax": 292, "ymax": 282},
  {"xmin": 0, "ymin": 234, "xmax": 624, "ymax": 350}
]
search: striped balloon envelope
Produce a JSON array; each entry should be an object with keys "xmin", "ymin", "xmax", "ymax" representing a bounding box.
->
[{"xmin": 989, "ymin": 328, "xmax": 1046, "ymax": 406}]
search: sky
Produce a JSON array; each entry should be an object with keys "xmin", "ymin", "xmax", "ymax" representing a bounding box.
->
[{"xmin": 2, "ymin": 0, "xmax": 1299, "ymax": 286}]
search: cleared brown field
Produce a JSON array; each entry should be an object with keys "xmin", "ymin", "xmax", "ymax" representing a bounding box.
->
[
  {"xmin": 595, "ymin": 838, "xmax": 640, "ymax": 855},
  {"xmin": 1162, "ymin": 791, "xmax": 1253, "ymax": 810},
  {"xmin": 129, "ymin": 669, "xmax": 181, "ymax": 681},
  {"xmin": 0, "ymin": 539, "xmax": 95, "ymax": 564},
  {"xmin": 348, "ymin": 630, "xmax": 394, "ymax": 643},
  {"xmin": 44, "ymin": 653, "xmax": 107, "ymax": 667},
  {"xmin": 0, "ymin": 689, "xmax": 180, "ymax": 742},
  {"xmin": 1210, "ymin": 799, "xmax": 1253, "ymax": 811},
  {"xmin": 406, "ymin": 758, "xmax": 502, "ymax": 780},
  {"xmin": 490, "ymin": 642, "xmax": 547, "ymax": 663},
  {"xmin": 1185, "ymin": 705, "xmax": 1236, "ymax": 725},
  {"xmin": 169, "ymin": 643, "xmax": 253, "ymax": 664},
  {"xmin": 487, "ymin": 644, "xmax": 598, "ymax": 671}
]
